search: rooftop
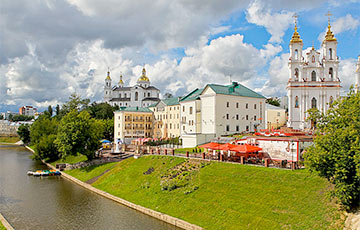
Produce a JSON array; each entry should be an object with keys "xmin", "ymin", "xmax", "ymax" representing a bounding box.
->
[
  {"xmin": 207, "ymin": 82, "xmax": 265, "ymax": 99},
  {"xmin": 116, "ymin": 107, "xmax": 152, "ymax": 113}
]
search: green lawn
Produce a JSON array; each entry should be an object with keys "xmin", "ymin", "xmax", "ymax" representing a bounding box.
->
[
  {"xmin": 66, "ymin": 162, "xmax": 118, "ymax": 182},
  {"xmin": 70, "ymin": 156, "xmax": 344, "ymax": 229},
  {"xmin": 50, "ymin": 154, "xmax": 87, "ymax": 166},
  {"xmin": 0, "ymin": 221, "xmax": 6, "ymax": 230},
  {"xmin": 0, "ymin": 136, "xmax": 20, "ymax": 143}
]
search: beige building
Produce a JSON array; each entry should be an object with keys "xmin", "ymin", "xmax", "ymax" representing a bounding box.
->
[
  {"xmin": 149, "ymin": 97, "xmax": 181, "ymax": 139},
  {"xmin": 265, "ymin": 104, "xmax": 286, "ymax": 129},
  {"xmin": 114, "ymin": 107, "xmax": 153, "ymax": 150}
]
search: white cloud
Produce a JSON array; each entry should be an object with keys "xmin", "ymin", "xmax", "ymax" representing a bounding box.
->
[
  {"xmin": 246, "ymin": 0, "xmax": 294, "ymax": 43},
  {"xmin": 338, "ymin": 58, "xmax": 358, "ymax": 94},
  {"xmin": 318, "ymin": 14, "xmax": 360, "ymax": 42}
]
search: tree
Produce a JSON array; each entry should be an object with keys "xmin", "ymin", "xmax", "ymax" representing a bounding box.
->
[
  {"xmin": 0, "ymin": 114, "xmax": 3, "ymax": 120},
  {"xmin": 100, "ymin": 118, "xmax": 114, "ymax": 141},
  {"xmin": 304, "ymin": 89, "xmax": 360, "ymax": 210},
  {"xmin": 306, "ymin": 108, "xmax": 322, "ymax": 129},
  {"xmin": 55, "ymin": 110, "xmax": 104, "ymax": 160},
  {"xmin": 48, "ymin": 105, "xmax": 53, "ymax": 116},
  {"xmin": 17, "ymin": 124, "xmax": 30, "ymax": 144},
  {"xmin": 87, "ymin": 102, "xmax": 115, "ymax": 120},
  {"xmin": 266, "ymin": 97, "xmax": 280, "ymax": 107},
  {"xmin": 60, "ymin": 93, "xmax": 90, "ymax": 116},
  {"xmin": 10, "ymin": 114, "xmax": 33, "ymax": 122},
  {"xmin": 55, "ymin": 104, "xmax": 60, "ymax": 116}
]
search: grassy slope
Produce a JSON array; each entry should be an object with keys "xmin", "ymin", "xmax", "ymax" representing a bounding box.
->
[
  {"xmin": 0, "ymin": 136, "xmax": 20, "ymax": 143},
  {"xmin": 73, "ymin": 156, "xmax": 342, "ymax": 230},
  {"xmin": 50, "ymin": 154, "xmax": 87, "ymax": 166},
  {"xmin": 0, "ymin": 221, "xmax": 5, "ymax": 230},
  {"xmin": 66, "ymin": 162, "xmax": 118, "ymax": 182}
]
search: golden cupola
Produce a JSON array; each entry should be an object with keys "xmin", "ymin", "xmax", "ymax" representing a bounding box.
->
[
  {"xmin": 118, "ymin": 74, "xmax": 124, "ymax": 86},
  {"xmin": 290, "ymin": 24, "xmax": 303, "ymax": 44},
  {"xmin": 106, "ymin": 71, "xmax": 111, "ymax": 80},
  {"xmin": 324, "ymin": 24, "xmax": 337, "ymax": 42},
  {"xmin": 138, "ymin": 67, "xmax": 150, "ymax": 82}
]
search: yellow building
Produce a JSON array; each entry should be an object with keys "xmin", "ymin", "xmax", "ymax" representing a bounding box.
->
[
  {"xmin": 114, "ymin": 107, "xmax": 153, "ymax": 150},
  {"xmin": 149, "ymin": 97, "xmax": 181, "ymax": 139},
  {"xmin": 265, "ymin": 104, "xmax": 286, "ymax": 129}
]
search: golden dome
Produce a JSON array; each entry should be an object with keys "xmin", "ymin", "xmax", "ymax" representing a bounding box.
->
[
  {"xmin": 118, "ymin": 74, "xmax": 124, "ymax": 85},
  {"xmin": 324, "ymin": 24, "xmax": 337, "ymax": 42},
  {"xmin": 290, "ymin": 25, "xmax": 303, "ymax": 44},
  {"xmin": 138, "ymin": 67, "xmax": 150, "ymax": 82},
  {"xmin": 106, "ymin": 71, "xmax": 111, "ymax": 80}
]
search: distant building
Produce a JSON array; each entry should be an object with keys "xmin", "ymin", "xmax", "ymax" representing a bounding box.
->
[
  {"xmin": 104, "ymin": 67, "xmax": 160, "ymax": 108},
  {"xmin": 180, "ymin": 82, "xmax": 266, "ymax": 148},
  {"xmin": 265, "ymin": 104, "xmax": 286, "ymax": 129},
  {"xmin": 114, "ymin": 107, "xmax": 153, "ymax": 149},
  {"xmin": 280, "ymin": 96, "xmax": 288, "ymax": 110},
  {"xmin": 355, "ymin": 55, "xmax": 360, "ymax": 93},
  {"xmin": 19, "ymin": 106, "xmax": 37, "ymax": 117},
  {"xmin": 149, "ymin": 97, "xmax": 181, "ymax": 139}
]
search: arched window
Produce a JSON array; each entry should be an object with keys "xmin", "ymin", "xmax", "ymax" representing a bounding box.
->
[
  {"xmin": 329, "ymin": 68, "xmax": 333, "ymax": 80},
  {"xmin": 312, "ymin": 55, "xmax": 315, "ymax": 63},
  {"xmin": 124, "ymin": 93, "xmax": 127, "ymax": 98},
  {"xmin": 295, "ymin": 49, "xmax": 298, "ymax": 60},
  {"xmin": 135, "ymin": 92, "xmax": 138, "ymax": 101},
  {"xmin": 295, "ymin": 96, "xmax": 299, "ymax": 108},
  {"xmin": 311, "ymin": 71, "xmax": 316, "ymax": 81},
  {"xmin": 329, "ymin": 48, "xmax": 333, "ymax": 60},
  {"xmin": 311, "ymin": 97, "xmax": 317, "ymax": 109},
  {"xmin": 294, "ymin": 68, "xmax": 299, "ymax": 81}
]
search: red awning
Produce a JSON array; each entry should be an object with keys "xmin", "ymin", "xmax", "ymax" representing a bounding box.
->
[
  {"xmin": 199, "ymin": 142, "xmax": 222, "ymax": 150},
  {"xmin": 218, "ymin": 143, "xmax": 238, "ymax": 151}
]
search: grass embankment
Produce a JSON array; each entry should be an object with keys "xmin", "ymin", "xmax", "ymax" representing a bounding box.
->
[
  {"xmin": 50, "ymin": 154, "xmax": 87, "ymax": 166},
  {"xmin": 174, "ymin": 147, "xmax": 204, "ymax": 154},
  {"xmin": 0, "ymin": 136, "xmax": 20, "ymax": 143},
  {"xmin": 0, "ymin": 221, "xmax": 6, "ymax": 230},
  {"xmin": 67, "ymin": 162, "xmax": 117, "ymax": 182},
  {"xmin": 68, "ymin": 156, "xmax": 344, "ymax": 229}
]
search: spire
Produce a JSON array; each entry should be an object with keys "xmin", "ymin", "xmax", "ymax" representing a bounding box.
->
[
  {"xmin": 118, "ymin": 74, "xmax": 124, "ymax": 86},
  {"xmin": 290, "ymin": 13, "xmax": 303, "ymax": 44},
  {"xmin": 324, "ymin": 11, "xmax": 337, "ymax": 42},
  {"xmin": 106, "ymin": 67, "xmax": 111, "ymax": 80}
]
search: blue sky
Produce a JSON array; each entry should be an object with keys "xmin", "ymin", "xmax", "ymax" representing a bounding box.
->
[{"xmin": 0, "ymin": 0, "xmax": 359, "ymax": 112}]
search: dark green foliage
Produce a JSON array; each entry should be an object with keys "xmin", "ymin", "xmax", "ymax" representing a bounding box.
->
[
  {"xmin": 17, "ymin": 124, "xmax": 30, "ymax": 144},
  {"xmin": 100, "ymin": 118, "xmax": 114, "ymax": 141},
  {"xmin": 48, "ymin": 105, "xmax": 53, "ymax": 116},
  {"xmin": 10, "ymin": 114, "xmax": 33, "ymax": 122},
  {"xmin": 87, "ymin": 102, "xmax": 116, "ymax": 120},
  {"xmin": 266, "ymin": 97, "xmax": 280, "ymax": 107},
  {"xmin": 35, "ymin": 134, "xmax": 59, "ymax": 162},
  {"xmin": 0, "ymin": 114, "xmax": 3, "ymax": 120},
  {"xmin": 304, "ymin": 88, "xmax": 360, "ymax": 210},
  {"xmin": 55, "ymin": 104, "xmax": 60, "ymax": 116},
  {"xmin": 59, "ymin": 93, "xmax": 90, "ymax": 116}
]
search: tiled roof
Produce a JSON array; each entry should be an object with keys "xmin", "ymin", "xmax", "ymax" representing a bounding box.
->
[
  {"xmin": 162, "ymin": 97, "xmax": 181, "ymax": 106},
  {"xmin": 180, "ymin": 88, "xmax": 204, "ymax": 102},
  {"xmin": 207, "ymin": 82, "xmax": 265, "ymax": 99}
]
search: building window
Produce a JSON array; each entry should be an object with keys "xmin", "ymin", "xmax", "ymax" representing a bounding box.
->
[
  {"xmin": 236, "ymin": 102, "xmax": 239, "ymax": 108},
  {"xmin": 295, "ymin": 68, "xmax": 299, "ymax": 81},
  {"xmin": 246, "ymin": 115, "xmax": 249, "ymax": 120},
  {"xmin": 246, "ymin": 126, "xmax": 249, "ymax": 131},
  {"xmin": 125, "ymin": 93, "xmax": 127, "ymax": 98},
  {"xmin": 311, "ymin": 71, "xmax": 316, "ymax": 81},
  {"xmin": 183, "ymin": 126, "xmax": 185, "ymax": 131},
  {"xmin": 226, "ymin": 102, "xmax": 229, "ymax": 107},
  {"xmin": 148, "ymin": 92, "xmax": 150, "ymax": 97},
  {"xmin": 236, "ymin": 125, "xmax": 239, "ymax": 132},
  {"xmin": 254, "ymin": 115, "xmax": 256, "ymax": 121},
  {"xmin": 329, "ymin": 48, "xmax": 333, "ymax": 60},
  {"xmin": 135, "ymin": 92, "xmax": 138, "ymax": 101},
  {"xmin": 254, "ymin": 104, "xmax": 256, "ymax": 109},
  {"xmin": 226, "ymin": 125, "xmax": 230, "ymax": 132},
  {"xmin": 329, "ymin": 68, "xmax": 333, "ymax": 80},
  {"xmin": 226, "ymin": 114, "xmax": 229, "ymax": 119},
  {"xmin": 246, "ymin": 103, "xmax": 248, "ymax": 109},
  {"xmin": 277, "ymin": 112, "xmax": 280, "ymax": 116},
  {"xmin": 144, "ymin": 92, "xmax": 146, "ymax": 97},
  {"xmin": 189, "ymin": 107, "xmax": 193, "ymax": 115},
  {"xmin": 236, "ymin": 114, "xmax": 239, "ymax": 120},
  {"xmin": 311, "ymin": 97, "xmax": 317, "ymax": 109},
  {"xmin": 295, "ymin": 49, "xmax": 298, "ymax": 60},
  {"xmin": 312, "ymin": 55, "xmax": 315, "ymax": 63},
  {"xmin": 295, "ymin": 96, "xmax": 299, "ymax": 108},
  {"xmin": 183, "ymin": 106, "xmax": 185, "ymax": 112}
]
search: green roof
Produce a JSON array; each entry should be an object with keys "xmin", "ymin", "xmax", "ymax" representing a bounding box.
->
[
  {"xmin": 162, "ymin": 97, "xmax": 181, "ymax": 106},
  {"xmin": 148, "ymin": 103, "xmax": 157, "ymax": 108},
  {"xmin": 117, "ymin": 107, "xmax": 152, "ymax": 113},
  {"xmin": 207, "ymin": 82, "xmax": 266, "ymax": 99},
  {"xmin": 180, "ymin": 88, "xmax": 204, "ymax": 102}
]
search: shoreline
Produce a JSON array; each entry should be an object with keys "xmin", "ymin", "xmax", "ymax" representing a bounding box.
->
[
  {"xmin": 0, "ymin": 213, "xmax": 14, "ymax": 230},
  {"xmin": 24, "ymin": 146, "xmax": 202, "ymax": 230}
]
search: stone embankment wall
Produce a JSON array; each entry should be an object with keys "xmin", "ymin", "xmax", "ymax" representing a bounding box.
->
[
  {"xmin": 0, "ymin": 121, "xmax": 19, "ymax": 136},
  {"xmin": 0, "ymin": 212, "xmax": 15, "ymax": 230},
  {"xmin": 25, "ymin": 146, "xmax": 203, "ymax": 230}
]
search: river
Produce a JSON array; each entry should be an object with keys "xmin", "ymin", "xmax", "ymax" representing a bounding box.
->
[{"xmin": 0, "ymin": 145, "xmax": 179, "ymax": 230}]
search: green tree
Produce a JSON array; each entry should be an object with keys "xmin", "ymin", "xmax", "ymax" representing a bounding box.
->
[
  {"xmin": 60, "ymin": 93, "xmax": 90, "ymax": 116},
  {"xmin": 10, "ymin": 114, "xmax": 33, "ymax": 122},
  {"xmin": 87, "ymin": 102, "xmax": 115, "ymax": 120},
  {"xmin": 306, "ymin": 108, "xmax": 322, "ymax": 129},
  {"xmin": 48, "ymin": 105, "xmax": 53, "ymax": 116},
  {"xmin": 0, "ymin": 114, "xmax": 3, "ymax": 120},
  {"xmin": 17, "ymin": 124, "xmax": 30, "ymax": 144},
  {"xmin": 101, "ymin": 118, "xmax": 114, "ymax": 141},
  {"xmin": 55, "ymin": 104, "xmax": 60, "ymax": 116},
  {"xmin": 266, "ymin": 97, "xmax": 280, "ymax": 107},
  {"xmin": 55, "ymin": 110, "xmax": 104, "ymax": 160},
  {"xmin": 304, "ymin": 89, "xmax": 360, "ymax": 210}
]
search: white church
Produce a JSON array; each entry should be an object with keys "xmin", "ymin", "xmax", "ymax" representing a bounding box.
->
[
  {"xmin": 287, "ymin": 18, "xmax": 341, "ymax": 130},
  {"xmin": 104, "ymin": 67, "xmax": 160, "ymax": 107}
]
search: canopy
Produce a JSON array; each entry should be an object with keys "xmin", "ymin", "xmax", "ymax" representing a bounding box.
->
[
  {"xmin": 232, "ymin": 144, "xmax": 262, "ymax": 153},
  {"xmin": 101, "ymin": 140, "xmax": 111, "ymax": 143},
  {"xmin": 218, "ymin": 143, "xmax": 238, "ymax": 151},
  {"xmin": 198, "ymin": 142, "xmax": 222, "ymax": 150}
]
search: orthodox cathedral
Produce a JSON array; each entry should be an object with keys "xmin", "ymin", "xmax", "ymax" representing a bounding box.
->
[
  {"xmin": 287, "ymin": 16, "xmax": 341, "ymax": 130},
  {"xmin": 104, "ymin": 67, "xmax": 160, "ymax": 107}
]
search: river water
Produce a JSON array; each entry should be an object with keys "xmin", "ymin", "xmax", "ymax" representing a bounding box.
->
[{"xmin": 0, "ymin": 145, "xmax": 179, "ymax": 230}]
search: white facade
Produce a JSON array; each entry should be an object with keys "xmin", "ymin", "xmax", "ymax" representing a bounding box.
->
[
  {"xmin": 287, "ymin": 22, "xmax": 340, "ymax": 130},
  {"xmin": 104, "ymin": 68, "xmax": 160, "ymax": 108},
  {"xmin": 180, "ymin": 82, "xmax": 266, "ymax": 148},
  {"xmin": 265, "ymin": 104, "xmax": 286, "ymax": 129}
]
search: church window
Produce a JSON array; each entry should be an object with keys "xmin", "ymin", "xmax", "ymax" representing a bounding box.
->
[
  {"xmin": 295, "ymin": 68, "xmax": 299, "ymax": 81},
  {"xmin": 106, "ymin": 91, "xmax": 107, "ymax": 95},
  {"xmin": 226, "ymin": 102, "xmax": 229, "ymax": 107},
  {"xmin": 124, "ymin": 93, "xmax": 127, "ymax": 98},
  {"xmin": 311, "ymin": 97, "xmax": 317, "ymax": 109},
  {"xmin": 295, "ymin": 96, "xmax": 299, "ymax": 108},
  {"xmin": 119, "ymin": 93, "xmax": 122, "ymax": 98},
  {"xmin": 312, "ymin": 55, "xmax": 315, "ymax": 63},
  {"xmin": 226, "ymin": 125, "xmax": 230, "ymax": 132},
  {"xmin": 254, "ymin": 104, "xmax": 256, "ymax": 109},
  {"xmin": 236, "ymin": 102, "xmax": 239, "ymax": 108},
  {"xmin": 246, "ymin": 103, "xmax": 248, "ymax": 109},
  {"xmin": 144, "ymin": 92, "xmax": 146, "ymax": 97},
  {"xmin": 295, "ymin": 49, "xmax": 298, "ymax": 60},
  {"xmin": 329, "ymin": 68, "xmax": 333, "ymax": 80},
  {"xmin": 329, "ymin": 48, "xmax": 333, "ymax": 60},
  {"xmin": 135, "ymin": 92, "xmax": 138, "ymax": 101},
  {"xmin": 311, "ymin": 71, "xmax": 316, "ymax": 81},
  {"xmin": 148, "ymin": 92, "xmax": 150, "ymax": 97}
]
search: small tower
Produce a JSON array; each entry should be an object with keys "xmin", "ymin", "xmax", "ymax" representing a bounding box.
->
[
  {"xmin": 289, "ymin": 14, "xmax": 303, "ymax": 82},
  {"xmin": 356, "ymin": 55, "xmax": 360, "ymax": 93},
  {"xmin": 104, "ymin": 70, "xmax": 112, "ymax": 102},
  {"xmin": 137, "ymin": 67, "xmax": 150, "ymax": 88},
  {"xmin": 118, "ymin": 74, "xmax": 124, "ymax": 88}
]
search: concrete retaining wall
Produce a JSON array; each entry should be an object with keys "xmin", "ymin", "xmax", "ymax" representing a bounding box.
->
[
  {"xmin": 25, "ymin": 146, "xmax": 203, "ymax": 230},
  {"xmin": 0, "ymin": 213, "xmax": 14, "ymax": 230}
]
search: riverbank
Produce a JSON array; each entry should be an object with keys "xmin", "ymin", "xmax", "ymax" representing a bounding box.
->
[
  {"xmin": 0, "ymin": 213, "xmax": 14, "ymax": 230},
  {"xmin": 0, "ymin": 136, "xmax": 19, "ymax": 144}
]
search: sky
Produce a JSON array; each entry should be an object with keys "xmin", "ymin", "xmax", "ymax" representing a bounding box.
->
[{"xmin": 1, "ymin": 0, "xmax": 360, "ymax": 112}]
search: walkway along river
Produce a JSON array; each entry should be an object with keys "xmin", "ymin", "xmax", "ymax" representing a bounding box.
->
[{"xmin": 0, "ymin": 145, "xmax": 180, "ymax": 230}]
